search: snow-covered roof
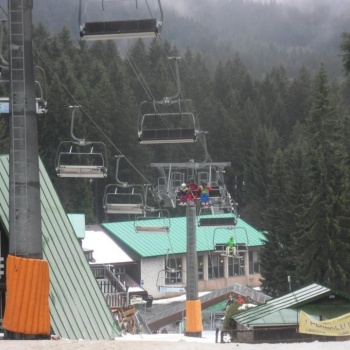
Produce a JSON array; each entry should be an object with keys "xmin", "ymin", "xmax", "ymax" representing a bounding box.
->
[{"xmin": 83, "ymin": 225, "xmax": 133, "ymax": 264}]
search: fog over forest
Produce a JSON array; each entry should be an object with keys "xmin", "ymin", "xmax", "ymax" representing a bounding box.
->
[{"xmin": 164, "ymin": 0, "xmax": 350, "ymax": 15}]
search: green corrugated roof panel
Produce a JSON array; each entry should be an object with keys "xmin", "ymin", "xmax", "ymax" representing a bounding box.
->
[
  {"xmin": 0, "ymin": 156, "xmax": 9, "ymax": 228},
  {"xmin": 0, "ymin": 155, "xmax": 119, "ymax": 340},
  {"xmin": 247, "ymin": 308, "xmax": 298, "ymax": 325},
  {"xmin": 102, "ymin": 214, "xmax": 264, "ymax": 258},
  {"xmin": 67, "ymin": 213, "xmax": 86, "ymax": 239},
  {"xmin": 233, "ymin": 283, "xmax": 346, "ymax": 326}
]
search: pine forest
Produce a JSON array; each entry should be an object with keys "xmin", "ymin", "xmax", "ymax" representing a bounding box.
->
[{"xmin": 1, "ymin": 0, "xmax": 350, "ymax": 296}]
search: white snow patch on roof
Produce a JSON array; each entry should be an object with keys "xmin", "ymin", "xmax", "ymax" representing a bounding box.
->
[{"xmin": 82, "ymin": 228, "xmax": 132, "ymax": 264}]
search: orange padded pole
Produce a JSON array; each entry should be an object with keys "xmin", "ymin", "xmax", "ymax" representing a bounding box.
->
[
  {"xmin": 185, "ymin": 300, "xmax": 203, "ymax": 334},
  {"xmin": 3, "ymin": 254, "xmax": 50, "ymax": 335}
]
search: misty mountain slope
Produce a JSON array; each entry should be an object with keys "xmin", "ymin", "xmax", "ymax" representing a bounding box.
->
[{"xmin": 2, "ymin": 0, "xmax": 349, "ymax": 77}]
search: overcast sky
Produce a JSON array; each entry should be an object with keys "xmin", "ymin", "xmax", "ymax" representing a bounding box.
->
[{"xmin": 162, "ymin": 0, "xmax": 349, "ymax": 16}]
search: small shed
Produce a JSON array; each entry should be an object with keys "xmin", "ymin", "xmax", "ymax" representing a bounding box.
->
[{"xmin": 231, "ymin": 283, "xmax": 350, "ymax": 343}]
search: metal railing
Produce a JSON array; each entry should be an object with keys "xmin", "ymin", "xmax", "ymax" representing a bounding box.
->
[
  {"xmin": 91, "ymin": 265, "xmax": 129, "ymax": 308},
  {"xmin": 91, "ymin": 265, "xmax": 127, "ymax": 293},
  {"xmin": 105, "ymin": 292, "xmax": 129, "ymax": 308}
]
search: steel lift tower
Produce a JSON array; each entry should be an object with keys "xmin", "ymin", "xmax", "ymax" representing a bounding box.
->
[{"xmin": 3, "ymin": 0, "xmax": 50, "ymax": 339}]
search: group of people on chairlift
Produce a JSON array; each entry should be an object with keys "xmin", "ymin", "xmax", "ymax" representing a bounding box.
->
[{"xmin": 178, "ymin": 179, "xmax": 212, "ymax": 207}]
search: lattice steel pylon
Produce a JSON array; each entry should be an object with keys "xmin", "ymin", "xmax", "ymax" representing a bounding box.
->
[
  {"xmin": 8, "ymin": 0, "xmax": 42, "ymax": 258},
  {"xmin": 3, "ymin": 0, "xmax": 49, "ymax": 340}
]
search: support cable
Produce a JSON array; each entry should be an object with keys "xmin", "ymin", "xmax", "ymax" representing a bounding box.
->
[{"xmin": 34, "ymin": 49, "xmax": 152, "ymax": 185}]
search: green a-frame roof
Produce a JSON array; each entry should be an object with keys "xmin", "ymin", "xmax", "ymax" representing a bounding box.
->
[
  {"xmin": 0, "ymin": 155, "xmax": 119, "ymax": 340},
  {"xmin": 233, "ymin": 283, "xmax": 350, "ymax": 326}
]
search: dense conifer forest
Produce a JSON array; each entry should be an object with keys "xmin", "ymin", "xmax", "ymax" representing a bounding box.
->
[{"xmin": 1, "ymin": 0, "xmax": 350, "ymax": 295}]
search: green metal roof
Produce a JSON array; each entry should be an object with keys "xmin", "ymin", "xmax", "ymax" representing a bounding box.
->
[
  {"xmin": 67, "ymin": 213, "xmax": 86, "ymax": 239},
  {"xmin": 102, "ymin": 214, "xmax": 264, "ymax": 258},
  {"xmin": 0, "ymin": 155, "xmax": 119, "ymax": 340},
  {"xmin": 245, "ymin": 308, "xmax": 298, "ymax": 326},
  {"xmin": 233, "ymin": 283, "xmax": 350, "ymax": 326}
]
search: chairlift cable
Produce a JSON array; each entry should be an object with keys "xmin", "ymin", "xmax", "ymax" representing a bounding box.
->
[
  {"xmin": 122, "ymin": 46, "xmax": 155, "ymax": 101},
  {"xmin": 123, "ymin": 45, "xmax": 194, "ymax": 160},
  {"xmin": 34, "ymin": 48, "xmax": 153, "ymax": 185}
]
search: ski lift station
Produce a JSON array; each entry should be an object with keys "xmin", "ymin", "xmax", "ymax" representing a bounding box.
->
[
  {"xmin": 0, "ymin": 0, "xmax": 267, "ymax": 339},
  {"xmin": 78, "ymin": 214, "xmax": 265, "ymax": 299}
]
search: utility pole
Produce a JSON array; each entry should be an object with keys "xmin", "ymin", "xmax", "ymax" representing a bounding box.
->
[
  {"xmin": 185, "ymin": 205, "xmax": 202, "ymax": 337},
  {"xmin": 3, "ymin": 0, "xmax": 50, "ymax": 339}
]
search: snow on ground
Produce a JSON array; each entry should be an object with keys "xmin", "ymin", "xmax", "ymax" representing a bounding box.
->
[
  {"xmin": 2, "ymin": 294, "xmax": 350, "ymax": 349},
  {"xmin": 1, "ymin": 336, "xmax": 350, "ymax": 350}
]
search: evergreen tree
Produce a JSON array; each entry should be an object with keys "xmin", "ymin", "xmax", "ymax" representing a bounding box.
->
[
  {"xmin": 340, "ymin": 32, "xmax": 350, "ymax": 74},
  {"xmin": 286, "ymin": 66, "xmax": 312, "ymax": 130},
  {"xmin": 243, "ymin": 125, "xmax": 279, "ymax": 228},
  {"xmin": 260, "ymin": 149, "xmax": 296, "ymax": 296},
  {"xmin": 296, "ymin": 64, "xmax": 350, "ymax": 291}
]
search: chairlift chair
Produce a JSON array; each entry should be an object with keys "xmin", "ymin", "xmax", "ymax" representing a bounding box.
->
[
  {"xmin": 34, "ymin": 66, "xmax": 48, "ymax": 114},
  {"xmin": 79, "ymin": 0, "xmax": 163, "ymax": 41},
  {"xmin": 134, "ymin": 208, "xmax": 170, "ymax": 234},
  {"xmin": 104, "ymin": 187, "xmax": 144, "ymax": 214},
  {"xmin": 138, "ymin": 57, "xmax": 198, "ymax": 144},
  {"xmin": 212, "ymin": 227, "xmax": 248, "ymax": 259},
  {"xmin": 150, "ymin": 160, "xmax": 231, "ymax": 209},
  {"xmin": 103, "ymin": 155, "xmax": 153, "ymax": 215},
  {"xmin": 156, "ymin": 269, "xmax": 186, "ymax": 293},
  {"xmin": 0, "ymin": 67, "xmax": 48, "ymax": 115},
  {"xmin": 198, "ymin": 206, "xmax": 238, "ymax": 228},
  {"xmin": 156, "ymin": 249, "xmax": 186, "ymax": 293},
  {"xmin": 138, "ymin": 108, "xmax": 198, "ymax": 144},
  {"xmin": 55, "ymin": 106, "xmax": 108, "ymax": 178}
]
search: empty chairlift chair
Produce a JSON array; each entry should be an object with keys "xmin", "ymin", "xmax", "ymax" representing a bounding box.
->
[
  {"xmin": 156, "ymin": 249, "xmax": 186, "ymax": 293},
  {"xmin": 79, "ymin": 0, "xmax": 163, "ymax": 41},
  {"xmin": 138, "ymin": 100, "xmax": 198, "ymax": 144},
  {"xmin": 134, "ymin": 208, "xmax": 170, "ymax": 234},
  {"xmin": 103, "ymin": 155, "xmax": 148, "ymax": 215},
  {"xmin": 198, "ymin": 206, "xmax": 238, "ymax": 228},
  {"xmin": 104, "ymin": 187, "xmax": 144, "ymax": 215},
  {"xmin": 138, "ymin": 57, "xmax": 198, "ymax": 144},
  {"xmin": 55, "ymin": 106, "xmax": 108, "ymax": 178}
]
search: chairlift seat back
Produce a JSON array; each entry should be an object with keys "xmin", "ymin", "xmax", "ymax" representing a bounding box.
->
[
  {"xmin": 214, "ymin": 243, "xmax": 226, "ymax": 252},
  {"xmin": 105, "ymin": 192, "xmax": 144, "ymax": 214},
  {"xmin": 56, "ymin": 150, "xmax": 107, "ymax": 178},
  {"xmin": 139, "ymin": 128, "xmax": 197, "ymax": 144},
  {"xmin": 210, "ymin": 187, "xmax": 221, "ymax": 198},
  {"xmin": 106, "ymin": 203, "xmax": 144, "ymax": 215},
  {"xmin": 57, "ymin": 165, "xmax": 107, "ymax": 178},
  {"xmin": 158, "ymin": 286, "xmax": 186, "ymax": 293},
  {"xmin": 236, "ymin": 243, "xmax": 248, "ymax": 252},
  {"xmin": 199, "ymin": 217, "xmax": 237, "ymax": 228},
  {"xmin": 135, "ymin": 225, "xmax": 169, "ymax": 234},
  {"xmin": 81, "ymin": 19, "xmax": 159, "ymax": 40}
]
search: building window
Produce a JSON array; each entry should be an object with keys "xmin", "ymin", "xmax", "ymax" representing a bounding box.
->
[
  {"xmin": 228, "ymin": 254, "xmax": 245, "ymax": 276},
  {"xmin": 198, "ymin": 255, "xmax": 204, "ymax": 280},
  {"xmin": 249, "ymin": 250, "xmax": 260, "ymax": 274},
  {"xmin": 208, "ymin": 254, "xmax": 224, "ymax": 279}
]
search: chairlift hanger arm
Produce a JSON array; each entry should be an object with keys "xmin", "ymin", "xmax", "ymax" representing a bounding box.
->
[
  {"xmin": 0, "ymin": 20, "xmax": 8, "ymax": 69},
  {"xmin": 162, "ymin": 57, "xmax": 181, "ymax": 102},
  {"xmin": 69, "ymin": 105, "xmax": 91, "ymax": 146}
]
